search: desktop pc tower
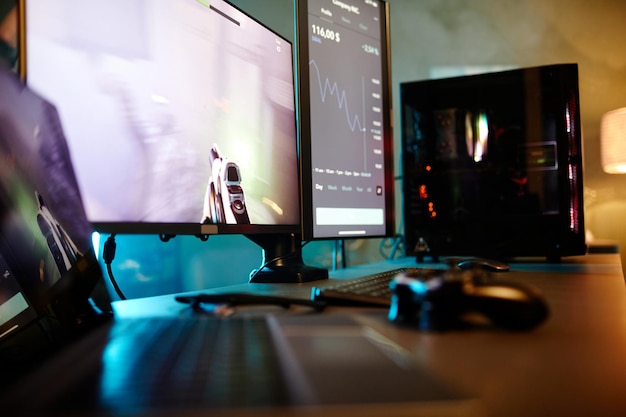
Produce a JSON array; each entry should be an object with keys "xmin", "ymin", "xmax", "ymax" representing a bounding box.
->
[{"xmin": 401, "ymin": 64, "xmax": 586, "ymax": 262}]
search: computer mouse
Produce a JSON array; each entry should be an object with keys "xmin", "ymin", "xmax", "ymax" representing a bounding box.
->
[
  {"xmin": 464, "ymin": 281, "xmax": 548, "ymax": 330},
  {"xmin": 456, "ymin": 258, "xmax": 510, "ymax": 272},
  {"xmin": 388, "ymin": 272, "xmax": 549, "ymax": 331}
]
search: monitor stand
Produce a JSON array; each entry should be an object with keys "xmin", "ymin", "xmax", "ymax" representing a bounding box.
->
[{"xmin": 246, "ymin": 233, "xmax": 328, "ymax": 284}]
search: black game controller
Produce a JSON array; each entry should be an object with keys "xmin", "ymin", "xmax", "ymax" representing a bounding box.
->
[{"xmin": 388, "ymin": 270, "xmax": 549, "ymax": 331}]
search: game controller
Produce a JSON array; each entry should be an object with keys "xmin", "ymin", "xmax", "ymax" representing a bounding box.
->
[{"xmin": 388, "ymin": 270, "xmax": 549, "ymax": 331}]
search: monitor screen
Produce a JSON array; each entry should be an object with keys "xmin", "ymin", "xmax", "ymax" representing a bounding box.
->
[
  {"xmin": 22, "ymin": 0, "xmax": 301, "ymax": 237},
  {"xmin": 401, "ymin": 64, "xmax": 586, "ymax": 261},
  {"xmin": 295, "ymin": 0, "xmax": 394, "ymax": 240}
]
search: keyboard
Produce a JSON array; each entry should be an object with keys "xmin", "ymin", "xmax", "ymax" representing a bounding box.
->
[
  {"xmin": 100, "ymin": 315, "xmax": 291, "ymax": 410},
  {"xmin": 311, "ymin": 267, "xmax": 448, "ymax": 307}
]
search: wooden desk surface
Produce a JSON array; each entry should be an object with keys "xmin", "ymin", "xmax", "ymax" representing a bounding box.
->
[
  {"xmin": 356, "ymin": 254, "xmax": 626, "ymax": 417},
  {"xmin": 112, "ymin": 254, "xmax": 626, "ymax": 416},
  {"xmin": 5, "ymin": 254, "xmax": 626, "ymax": 417}
]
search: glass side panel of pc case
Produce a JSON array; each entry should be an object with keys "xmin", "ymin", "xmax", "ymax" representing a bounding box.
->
[{"xmin": 401, "ymin": 64, "xmax": 586, "ymax": 261}]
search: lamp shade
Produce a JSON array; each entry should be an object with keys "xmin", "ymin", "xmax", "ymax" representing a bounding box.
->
[{"xmin": 601, "ymin": 107, "xmax": 626, "ymax": 174}]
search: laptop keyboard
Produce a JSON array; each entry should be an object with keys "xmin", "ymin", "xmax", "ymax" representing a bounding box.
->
[
  {"xmin": 99, "ymin": 315, "xmax": 290, "ymax": 410},
  {"xmin": 311, "ymin": 268, "xmax": 447, "ymax": 307}
]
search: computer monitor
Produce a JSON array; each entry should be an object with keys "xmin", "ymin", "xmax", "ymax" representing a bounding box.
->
[
  {"xmin": 401, "ymin": 64, "xmax": 586, "ymax": 261},
  {"xmin": 295, "ymin": 0, "xmax": 395, "ymax": 240},
  {"xmin": 20, "ymin": 0, "xmax": 326, "ymax": 283}
]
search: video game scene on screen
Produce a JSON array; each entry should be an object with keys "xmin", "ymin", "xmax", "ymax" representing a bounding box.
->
[{"xmin": 25, "ymin": 0, "xmax": 300, "ymax": 228}]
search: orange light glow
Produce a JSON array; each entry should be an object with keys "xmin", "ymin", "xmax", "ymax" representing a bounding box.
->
[{"xmin": 419, "ymin": 185, "xmax": 428, "ymax": 199}]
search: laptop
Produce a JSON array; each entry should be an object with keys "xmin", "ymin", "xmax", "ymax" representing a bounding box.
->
[
  {"xmin": 0, "ymin": 67, "xmax": 472, "ymax": 416},
  {"xmin": 0, "ymin": 65, "xmax": 112, "ymax": 378}
]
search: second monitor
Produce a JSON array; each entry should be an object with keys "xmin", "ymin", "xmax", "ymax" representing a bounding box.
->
[{"xmin": 295, "ymin": 0, "xmax": 395, "ymax": 240}]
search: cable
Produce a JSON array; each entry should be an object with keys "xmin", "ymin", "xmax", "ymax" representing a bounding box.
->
[
  {"xmin": 102, "ymin": 234, "xmax": 126, "ymax": 300},
  {"xmin": 373, "ymin": 172, "xmax": 407, "ymax": 261},
  {"xmin": 332, "ymin": 239, "xmax": 346, "ymax": 270},
  {"xmin": 379, "ymin": 212, "xmax": 406, "ymax": 260},
  {"xmin": 379, "ymin": 234, "xmax": 404, "ymax": 260}
]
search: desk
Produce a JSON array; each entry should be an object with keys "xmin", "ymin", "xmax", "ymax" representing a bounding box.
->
[{"xmin": 5, "ymin": 254, "xmax": 626, "ymax": 416}]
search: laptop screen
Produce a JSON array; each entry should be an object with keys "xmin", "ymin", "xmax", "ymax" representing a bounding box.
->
[
  {"xmin": 0, "ymin": 252, "xmax": 38, "ymax": 341},
  {"xmin": 0, "ymin": 67, "xmax": 107, "ymax": 342}
]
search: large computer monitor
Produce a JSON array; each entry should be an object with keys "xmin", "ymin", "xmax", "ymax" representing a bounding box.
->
[
  {"xmin": 20, "ymin": 0, "xmax": 326, "ymax": 283},
  {"xmin": 295, "ymin": 0, "xmax": 395, "ymax": 240},
  {"xmin": 401, "ymin": 64, "xmax": 586, "ymax": 261}
]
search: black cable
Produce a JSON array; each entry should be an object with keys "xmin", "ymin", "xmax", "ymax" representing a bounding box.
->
[
  {"xmin": 176, "ymin": 293, "xmax": 327, "ymax": 312},
  {"xmin": 102, "ymin": 234, "xmax": 126, "ymax": 300}
]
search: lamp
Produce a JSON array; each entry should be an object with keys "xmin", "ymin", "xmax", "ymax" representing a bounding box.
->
[{"xmin": 601, "ymin": 107, "xmax": 626, "ymax": 174}]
